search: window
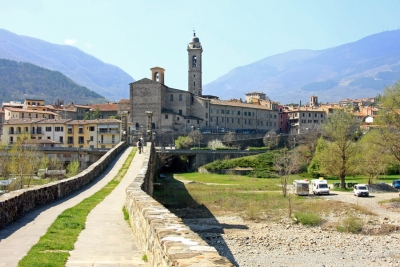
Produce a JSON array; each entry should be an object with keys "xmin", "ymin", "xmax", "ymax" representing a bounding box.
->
[
  {"xmin": 206, "ymin": 113, "xmax": 208, "ymax": 119},
  {"xmin": 315, "ymin": 113, "xmax": 317, "ymax": 117},
  {"xmin": 210, "ymin": 117, "xmax": 213, "ymax": 122},
  {"xmin": 274, "ymin": 115, "xmax": 277, "ymax": 119},
  {"xmin": 170, "ymin": 94, "xmax": 173, "ymax": 101},
  {"xmin": 177, "ymin": 117, "xmax": 180, "ymax": 121},
  {"xmin": 68, "ymin": 126, "xmax": 73, "ymax": 134},
  {"xmin": 187, "ymin": 120, "xmax": 190, "ymax": 124},
  {"xmin": 78, "ymin": 126, "xmax": 84, "ymax": 134},
  {"xmin": 252, "ymin": 112, "xmax": 255, "ymax": 116},
  {"xmin": 89, "ymin": 126, "xmax": 95, "ymax": 131},
  {"xmin": 205, "ymin": 102, "xmax": 208, "ymax": 108},
  {"xmin": 221, "ymin": 110, "xmax": 225, "ymax": 114},
  {"xmin": 179, "ymin": 110, "xmax": 182, "ymax": 115},
  {"xmin": 78, "ymin": 136, "xmax": 84, "ymax": 144},
  {"xmin": 217, "ymin": 109, "xmax": 219, "ymax": 114},
  {"xmin": 321, "ymin": 114, "xmax": 324, "ymax": 118},
  {"xmin": 165, "ymin": 115, "xmax": 169, "ymax": 119},
  {"xmin": 238, "ymin": 111, "xmax": 241, "ymax": 115},
  {"xmin": 210, "ymin": 109, "xmax": 213, "ymax": 113},
  {"xmin": 179, "ymin": 94, "xmax": 182, "ymax": 101},
  {"xmin": 59, "ymin": 136, "xmax": 63, "ymax": 143},
  {"xmin": 90, "ymin": 136, "xmax": 94, "ymax": 141},
  {"xmin": 37, "ymin": 127, "xmax": 42, "ymax": 134},
  {"xmin": 192, "ymin": 55, "xmax": 197, "ymax": 67},
  {"xmin": 309, "ymin": 113, "xmax": 311, "ymax": 117},
  {"xmin": 46, "ymin": 127, "xmax": 52, "ymax": 132},
  {"xmin": 302, "ymin": 113, "xmax": 305, "ymax": 117},
  {"xmin": 67, "ymin": 137, "xmax": 73, "ymax": 144},
  {"xmin": 244, "ymin": 111, "xmax": 247, "ymax": 116}
]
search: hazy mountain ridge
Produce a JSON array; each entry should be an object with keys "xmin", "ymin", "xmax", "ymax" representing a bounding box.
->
[
  {"xmin": 0, "ymin": 59, "xmax": 108, "ymax": 104},
  {"xmin": 0, "ymin": 29, "xmax": 134, "ymax": 101},
  {"xmin": 204, "ymin": 30, "xmax": 400, "ymax": 104}
]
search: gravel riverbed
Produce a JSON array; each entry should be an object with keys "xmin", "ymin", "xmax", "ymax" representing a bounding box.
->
[{"xmin": 182, "ymin": 190, "xmax": 400, "ymax": 267}]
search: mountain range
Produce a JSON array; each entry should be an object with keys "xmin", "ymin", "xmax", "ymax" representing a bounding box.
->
[
  {"xmin": 1, "ymin": 28, "xmax": 400, "ymax": 105},
  {"xmin": 0, "ymin": 29, "xmax": 133, "ymax": 102},
  {"xmin": 0, "ymin": 59, "xmax": 107, "ymax": 104},
  {"xmin": 203, "ymin": 30, "xmax": 400, "ymax": 104}
]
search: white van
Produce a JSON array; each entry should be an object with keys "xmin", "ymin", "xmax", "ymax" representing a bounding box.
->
[
  {"xmin": 312, "ymin": 178, "xmax": 330, "ymax": 195},
  {"xmin": 293, "ymin": 180, "xmax": 309, "ymax": 196}
]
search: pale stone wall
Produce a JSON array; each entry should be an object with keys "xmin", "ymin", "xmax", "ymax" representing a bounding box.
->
[
  {"xmin": 130, "ymin": 79, "xmax": 162, "ymax": 130},
  {"xmin": 125, "ymin": 144, "xmax": 233, "ymax": 267}
]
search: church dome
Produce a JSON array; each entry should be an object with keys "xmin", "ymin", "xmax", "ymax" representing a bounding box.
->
[
  {"xmin": 190, "ymin": 31, "xmax": 200, "ymax": 43},
  {"xmin": 191, "ymin": 36, "xmax": 200, "ymax": 43}
]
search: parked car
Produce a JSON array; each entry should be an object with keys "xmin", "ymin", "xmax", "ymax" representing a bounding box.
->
[
  {"xmin": 202, "ymin": 130, "xmax": 211, "ymax": 134},
  {"xmin": 354, "ymin": 184, "xmax": 369, "ymax": 197},
  {"xmin": 218, "ymin": 128, "xmax": 225, "ymax": 133},
  {"xmin": 393, "ymin": 180, "xmax": 400, "ymax": 189}
]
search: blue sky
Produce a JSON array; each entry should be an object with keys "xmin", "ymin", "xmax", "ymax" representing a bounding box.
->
[{"xmin": 1, "ymin": 0, "xmax": 400, "ymax": 92}]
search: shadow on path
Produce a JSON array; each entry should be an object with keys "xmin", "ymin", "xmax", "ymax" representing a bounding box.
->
[{"xmin": 153, "ymin": 176, "xmax": 247, "ymax": 267}]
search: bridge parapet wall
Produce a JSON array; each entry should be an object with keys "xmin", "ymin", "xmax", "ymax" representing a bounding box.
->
[
  {"xmin": 125, "ymin": 145, "xmax": 233, "ymax": 267},
  {"xmin": 0, "ymin": 142, "xmax": 127, "ymax": 229}
]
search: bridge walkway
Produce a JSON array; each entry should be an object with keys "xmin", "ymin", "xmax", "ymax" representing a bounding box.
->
[{"xmin": 0, "ymin": 146, "xmax": 148, "ymax": 267}]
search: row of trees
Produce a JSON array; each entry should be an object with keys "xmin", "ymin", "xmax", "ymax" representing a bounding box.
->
[
  {"xmin": 276, "ymin": 82, "xmax": 400, "ymax": 189},
  {"xmin": 0, "ymin": 135, "xmax": 81, "ymax": 190}
]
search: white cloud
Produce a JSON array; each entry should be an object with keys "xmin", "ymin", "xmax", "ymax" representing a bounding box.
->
[
  {"xmin": 86, "ymin": 42, "xmax": 93, "ymax": 49},
  {"xmin": 64, "ymin": 39, "xmax": 77, "ymax": 45}
]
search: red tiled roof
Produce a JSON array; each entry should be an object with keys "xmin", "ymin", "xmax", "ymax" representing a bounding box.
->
[
  {"xmin": 89, "ymin": 103, "xmax": 118, "ymax": 111},
  {"xmin": 4, "ymin": 107, "xmax": 59, "ymax": 116}
]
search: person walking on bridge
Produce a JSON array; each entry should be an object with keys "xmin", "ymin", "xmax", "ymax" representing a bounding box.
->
[{"xmin": 137, "ymin": 139, "xmax": 143, "ymax": 154}]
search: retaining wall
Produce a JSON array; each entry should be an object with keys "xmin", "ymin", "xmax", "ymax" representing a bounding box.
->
[
  {"xmin": 0, "ymin": 142, "xmax": 127, "ymax": 229},
  {"xmin": 125, "ymin": 145, "xmax": 233, "ymax": 267}
]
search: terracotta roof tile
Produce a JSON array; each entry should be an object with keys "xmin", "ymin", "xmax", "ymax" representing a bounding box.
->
[{"xmin": 89, "ymin": 103, "xmax": 118, "ymax": 111}]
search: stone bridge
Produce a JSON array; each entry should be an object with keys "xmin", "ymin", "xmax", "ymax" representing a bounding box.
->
[
  {"xmin": 155, "ymin": 148, "xmax": 265, "ymax": 171},
  {"xmin": 0, "ymin": 143, "xmax": 235, "ymax": 266}
]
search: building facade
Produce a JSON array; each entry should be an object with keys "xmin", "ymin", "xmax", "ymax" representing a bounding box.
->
[{"xmin": 129, "ymin": 32, "xmax": 279, "ymax": 135}]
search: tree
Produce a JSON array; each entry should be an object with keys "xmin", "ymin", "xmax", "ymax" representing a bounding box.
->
[
  {"xmin": 356, "ymin": 131, "xmax": 392, "ymax": 184},
  {"xmin": 0, "ymin": 144, "xmax": 11, "ymax": 179},
  {"xmin": 223, "ymin": 132, "xmax": 235, "ymax": 147},
  {"xmin": 66, "ymin": 159, "xmax": 80, "ymax": 177},
  {"xmin": 188, "ymin": 129, "xmax": 203, "ymax": 149},
  {"xmin": 263, "ymin": 131, "xmax": 279, "ymax": 150},
  {"xmin": 274, "ymin": 149, "xmax": 301, "ymax": 197},
  {"xmin": 372, "ymin": 82, "xmax": 400, "ymax": 165},
  {"xmin": 8, "ymin": 137, "xmax": 42, "ymax": 188},
  {"xmin": 313, "ymin": 110, "xmax": 360, "ymax": 188}
]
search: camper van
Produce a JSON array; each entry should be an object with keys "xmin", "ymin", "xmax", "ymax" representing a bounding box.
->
[
  {"xmin": 293, "ymin": 180, "xmax": 309, "ymax": 196},
  {"xmin": 312, "ymin": 178, "xmax": 330, "ymax": 195}
]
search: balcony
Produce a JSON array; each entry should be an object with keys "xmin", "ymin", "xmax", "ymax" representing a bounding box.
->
[
  {"xmin": 98, "ymin": 140, "xmax": 117, "ymax": 144},
  {"xmin": 97, "ymin": 129, "xmax": 119, "ymax": 134}
]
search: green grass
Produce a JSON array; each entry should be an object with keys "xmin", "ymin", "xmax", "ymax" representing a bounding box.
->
[
  {"xmin": 18, "ymin": 147, "xmax": 137, "ymax": 267},
  {"xmin": 293, "ymin": 212, "xmax": 322, "ymax": 226}
]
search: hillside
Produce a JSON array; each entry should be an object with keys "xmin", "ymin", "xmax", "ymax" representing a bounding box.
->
[
  {"xmin": 203, "ymin": 30, "xmax": 400, "ymax": 104},
  {"xmin": 0, "ymin": 59, "xmax": 108, "ymax": 104},
  {"xmin": 0, "ymin": 29, "xmax": 134, "ymax": 101}
]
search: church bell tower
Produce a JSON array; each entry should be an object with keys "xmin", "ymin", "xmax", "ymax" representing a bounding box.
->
[{"xmin": 187, "ymin": 31, "xmax": 203, "ymax": 96}]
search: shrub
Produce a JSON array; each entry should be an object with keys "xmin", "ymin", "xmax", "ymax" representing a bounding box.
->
[
  {"xmin": 248, "ymin": 147, "xmax": 269, "ymax": 150},
  {"xmin": 337, "ymin": 215, "xmax": 363, "ymax": 233},
  {"xmin": 208, "ymin": 139, "xmax": 225, "ymax": 150},
  {"xmin": 293, "ymin": 212, "xmax": 322, "ymax": 226}
]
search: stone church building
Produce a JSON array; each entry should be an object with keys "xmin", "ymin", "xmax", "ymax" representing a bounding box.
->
[{"xmin": 129, "ymin": 33, "xmax": 279, "ymax": 134}]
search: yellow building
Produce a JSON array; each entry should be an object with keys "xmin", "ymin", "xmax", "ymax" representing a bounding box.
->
[{"xmin": 65, "ymin": 119, "xmax": 122, "ymax": 149}]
